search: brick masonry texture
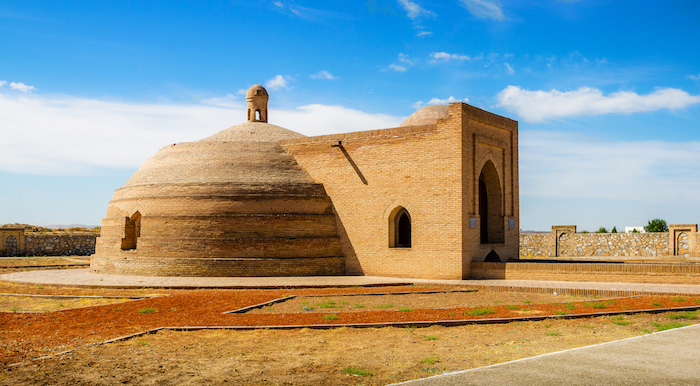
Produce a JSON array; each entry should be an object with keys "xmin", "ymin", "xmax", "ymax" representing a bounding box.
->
[
  {"xmin": 282, "ymin": 103, "xmax": 520, "ymax": 279},
  {"xmin": 89, "ymin": 92, "xmax": 520, "ymax": 278},
  {"xmin": 470, "ymin": 262, "xmax": 700, "ymax": 285},
  {"xmin": 90, "ymin": 92, "xmax": 346, "ymax": 277}
]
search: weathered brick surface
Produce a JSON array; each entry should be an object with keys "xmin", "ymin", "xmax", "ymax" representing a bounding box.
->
[
  {"xmin": 282, "ymin": 103, "xmax": 520, "ymax": 279},
  {"xmin": 92, "ymin": 107, "xmax": 345, "ymax": 276},
  {"xmin": 471, "ymin": 261, "xmax": 700, "ymax": 284},
  {"xmin": 92, "ymin": 92, "xmax": 519, "ymax": 278},
  {"xmin": 90, "ymin": 256, "xmax": 344, "ymax": 277}
]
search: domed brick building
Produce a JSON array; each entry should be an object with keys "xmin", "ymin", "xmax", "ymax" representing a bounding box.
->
[{"xmin": 92, "ymin": 85, "xmax": 519, "ymax": 279}]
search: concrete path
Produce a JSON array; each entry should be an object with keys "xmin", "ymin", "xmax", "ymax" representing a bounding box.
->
[
  {"xmin": 0, "ymin": 269, "xmax": 414, "ymax": 288},
  {"xmin": 4, "ymin": 270, "xmax": 700, "ymax": 294},
  {"xmin": 391, "ymin": 324, "xmax": 700, "ymax": 386}
]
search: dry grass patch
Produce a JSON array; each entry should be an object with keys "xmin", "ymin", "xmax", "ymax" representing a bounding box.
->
[
  {"xmin": 3, "ymin": 312, "xmax": 695, "ymax": 386},
  {"xmin": 0, "ymin": 295, "xmax": 136, "ymax": 312}
]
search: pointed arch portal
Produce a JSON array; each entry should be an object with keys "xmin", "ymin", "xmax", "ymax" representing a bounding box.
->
[
  {"xmin": 479, "ymin": 160, "xmax": 504, "ymax": 244},
  {"xmin": 389, "ymin": 207, "xmax": 412, "ymax": 248},
  {"xmin": 121, "ymin": 211, "xmax": 142, "ymax": 250}
]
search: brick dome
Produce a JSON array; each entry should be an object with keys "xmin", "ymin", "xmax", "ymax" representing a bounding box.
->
[
  {"xmin": 91, "ymin": 119, "xmax": 344, "ymax": 277},
  {"xmin": 399, "ymin": 104, "xmax": 449, "ymax": 127}
]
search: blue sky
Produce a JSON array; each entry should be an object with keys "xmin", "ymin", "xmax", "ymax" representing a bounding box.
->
[{"xmin": 1, "ymin": 0, "xmax": 699, "ymax": 231}]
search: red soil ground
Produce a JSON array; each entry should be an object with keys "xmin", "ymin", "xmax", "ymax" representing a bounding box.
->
[{"xmin": 2, "ymin": 284, "xmax": 699, "ymax": 366}]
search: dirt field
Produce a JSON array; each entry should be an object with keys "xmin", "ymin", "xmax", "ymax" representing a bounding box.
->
[
  {"xmin": 1, "ymin": 312, "xmax": 697, "ymax": 386},
  {"xmin": 249, "ymin": 291, "xmax": 592, "ymax": 314},
  {"xmin": 0, "ymin": 295, "xmax": 136, "ymax": 312},
  {"xmin": 1, "ymin": 262, "xmax": 700, "ymax": 385}
]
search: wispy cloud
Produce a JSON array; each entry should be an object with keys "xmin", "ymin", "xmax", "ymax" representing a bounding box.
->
[
  {"xmin": 0, "ymin": 92, "xmax": 403, "ymax": 175},
  {"xmin": 413, "ymin": 96, "xmax": 469, "ymax": 108},
  {"xmin": 200, "ymin": 94, "xmax": 242, "ymax": 108},
  {"xmin": 497, "ymin": 86, "xmax": 700, "ymax": 122},
  {"xmin": 416, "ymin": 31, "xmax": 433, "ymax": 36},
  {"xmin": 385, "ymin": 53, "xmax": 413, "ymax": 72},
  {"xmin": 398, "ymin": 53, "xmax": 413, "ymax": 65},
  {"xmin": 504, "ymin": 62, "xmax": 514, "ymax": 74},
  {"xmin": 397, "ymin": 0, "xmax": 433, "ymax": 19},
  {"xmin": 430, "ymin": 52, "xmax": 472, "ymax": 63},
  {"xmin": 273, "ymin": 1, "xmax": 283, "ymax": 8},
  {"xmin": 689, "ymin": 74, "xmax": 700, "ymax": 80},
  {"xmin": 0, "ymin": 80, "xmax": 7, "ymax": 87},
  {"xmin": 388, "ymin": 64, "xmax": 406, "ymax": 72},
  {"xmin": 459, "ymin": 0, "xmax": 505, "ymax": 20},
  {"xmin": 9, "ymin": 82, "xmax": 36, "ymax": 93},
  {"xmin": 265, "ymin": 75, "xmax": 292, "ymax": 90},
  {"xmin": 310, "ymin": 70, "xmax": 337, "ymax": 80},
  {"xmin": 521, "ymin": 130, "xmax": 700, "ymax": 201}
]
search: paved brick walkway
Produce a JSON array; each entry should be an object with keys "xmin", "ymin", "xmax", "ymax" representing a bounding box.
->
[{"xmin": 3, "ymin": 269, "xmax": 700, "ymax": 294}]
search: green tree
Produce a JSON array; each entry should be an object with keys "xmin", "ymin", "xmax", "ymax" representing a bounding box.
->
[
  {"xmin": 596, "ymin": 227, "xmax": 608, "ymax": 233},
  {"xmin": 611, "ymin": 226, "xmax": 617, "ymax": 233},
  {"xmin": 646, "ymin": 218, "xmax": 668, "ymax": 232}
]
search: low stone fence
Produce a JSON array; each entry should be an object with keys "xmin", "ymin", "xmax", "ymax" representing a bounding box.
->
[
  {"xmin": 520, "ymin": 225, "xmax": 698, "ymax": 258},
  {"xmin": 24, "ymin": 234, "xmax": 96, "ymax": 256},
  {"xmin": 519, "ymin": 233, "xmax": 551, "ymax": 257}
]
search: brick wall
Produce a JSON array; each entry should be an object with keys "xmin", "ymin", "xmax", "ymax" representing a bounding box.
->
[
  {"xmin": 282, "ymin": 103, "xmax": 519, "ymax": 279},
  {"xmin": 471, "ymin": 261, "xmax": 700, "ymax": 284}
]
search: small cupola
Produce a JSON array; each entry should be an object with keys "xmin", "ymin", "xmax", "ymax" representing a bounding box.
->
[{"xmin": 246, "ymin": 84, "xmax": 269, "ymax": 123}]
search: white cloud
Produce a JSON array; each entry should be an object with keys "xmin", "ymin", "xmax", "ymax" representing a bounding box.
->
[
  {"xmin": 0, "ymin": 92, "xmax": 403, "ymax": 175},
  {"xmin": 200, "ymin": 94, "xmax": 242, "ymax": 108},
  {"xmin": 413, "ymin": 96, "xmax": 469, "ymax": 108},
  {"xmin": 497, "ymin": 86, "xmax": 700, "ymax": 122},
  {"xmin": 237, "ymin": 89, "xmax": 247, "ymax": 94},
  {"xmin": 504, "ymin": 62, "xmax": 514, "ymax": 74},
  {"xmin": 689, "ymin": 74, "xmax": 700, "ymax": 80},
  {"xmin": 273, "ymin": 1, "xmax": 283, "ymax": 8},
  {"xmin": 397, "ymin": 0, "xmax": 433, "ymax": 19},
  {"xmin": 430, "ymin": 52, "xmax": 471, "ymax": 63},
  {"xmin": 265, "ymin": 75, "xmax": 291, "ymax": 90},
  {"xmin": 0, "ymin": 80, "xmax": 7, "ymax": 87},
  {"xmin": 388, "ymin": 64, "xmax": 406, "ymax": 72},
  {"xmin": 310, "ymin": 70, "xmax": 337, "ymax": 80},
  {"xmin": 460, "ymin": 0, "xmax": 505, "ymax": 20},
  {"xmin": 520, "ymin": 131, "xmax": 700, "ymax": 201},
  {"xmin": 398, "ymin": 53, "xmax": 413, "ymax": 65},
  {"xmin": 416, "ymin": 31, "xmax": 433, "ymax": 36},
  {"xmin": 9, "ymin": 82, "xmax": 36, "ymax": 93}
]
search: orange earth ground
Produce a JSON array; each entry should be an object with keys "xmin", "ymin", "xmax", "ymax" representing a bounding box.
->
[{"xmin": 2, "ymin": 280, "xmax": 700, "ymax": 368}]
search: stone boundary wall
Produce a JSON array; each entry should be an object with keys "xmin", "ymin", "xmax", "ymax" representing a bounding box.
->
[
  {"xmin": 519, "ymin": 228, "xmax": 696, "ymax": 258},
  {"xmin": 24, "ymin": 234, "xmax": 97, "ymax": 256},
  {"xmin": 470, "ymin": 262, "xmax": 700, "ymax": 285},
  {"xmin": 519, "ymin": 233, "xmax": 552, "ymax": 257}
]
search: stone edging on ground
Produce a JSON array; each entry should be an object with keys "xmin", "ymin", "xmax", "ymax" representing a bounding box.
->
[{"xmin": 10, "ymin": 304, "xmax": 700, "ymax": 368}]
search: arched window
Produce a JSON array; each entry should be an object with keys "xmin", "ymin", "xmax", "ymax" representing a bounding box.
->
[
  {"xmin": 479, "ymin": 160, "xmax": 504, "ymax": 244},
  {"xmin": 5, "ymin": 235, "xmax": 18, "ymax": 256},
  {"xmin": 255, "ymin": 109, "xmax": 261, "ymax": 121},
  {"xmin": 121, "ymin": 211, "xmax": 141, "ymax": 250},
  {"xmin": 389, "ymin": 207, "xmax": 411, "ymax": 248}
]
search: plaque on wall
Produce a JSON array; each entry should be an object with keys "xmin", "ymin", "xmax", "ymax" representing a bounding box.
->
[
  {"xmin": 508, "ymin": 219, "xmax": 515, "ymax": 229},
  {"xmin": 469, "ymin": 217, "xmax": 477, "ymax": 228}
]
